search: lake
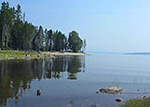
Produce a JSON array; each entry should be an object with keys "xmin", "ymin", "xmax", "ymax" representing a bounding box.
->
[{"xmin": 1, "ymin": 54, "xmax": 150, "ymax": 107}]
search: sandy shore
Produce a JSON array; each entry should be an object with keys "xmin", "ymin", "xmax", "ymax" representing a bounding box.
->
[{"xmin": 42, "ymin": 51, "xmax": 90, "ymax": 56}]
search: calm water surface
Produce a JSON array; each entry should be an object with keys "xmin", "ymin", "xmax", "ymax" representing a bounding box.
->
[{"xmin": 1, "ymin": 54, "xmax": 150, "ymax": 107}]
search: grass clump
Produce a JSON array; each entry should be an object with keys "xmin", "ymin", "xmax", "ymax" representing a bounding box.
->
[{"xmin": 121, "ymin": 98, "xmax": 150, "ymax": 107}]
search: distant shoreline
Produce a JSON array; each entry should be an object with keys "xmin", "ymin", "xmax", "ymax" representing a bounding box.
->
[
  {"xmin": 124, "ymin": 52, "xmax": 150, "ymax": 55},
  {"xmin": 0, "ymin": 51, "xmax": 89, "ymax": 60}
]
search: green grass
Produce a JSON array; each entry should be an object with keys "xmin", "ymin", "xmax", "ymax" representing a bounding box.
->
[
  {"xmin": 0, "ymin": 51, "xmax": 36, "ymax": 55},
  {"xmin": 0, "ymin": 51, "xmax": 38, "ymax": 60},
  {"xmin": 121, "ymin": 98, "xmax": 150, "ymax": 107},
  {"xmin": 0, "ymin": 51, "xmax": 25, "ymax": 55}
]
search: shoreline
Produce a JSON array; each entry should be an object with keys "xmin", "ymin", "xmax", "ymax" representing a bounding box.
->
[
  {"xmin": 42, "ymin": 51, "xmax": 90, "ymax": 56},
  {"xmin": 0, "ymin": 51, "xmax": 90, "ymax": 60}
]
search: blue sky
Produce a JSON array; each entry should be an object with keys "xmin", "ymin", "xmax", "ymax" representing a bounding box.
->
[{"xmin": 1, "ymin": 0, "xmax": 150, "ymax": 53}]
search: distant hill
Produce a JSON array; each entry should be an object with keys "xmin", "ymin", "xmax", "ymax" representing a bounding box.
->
[{"xmin": 125, "ymin": 52, "xmax": 150, "ymax": 55}]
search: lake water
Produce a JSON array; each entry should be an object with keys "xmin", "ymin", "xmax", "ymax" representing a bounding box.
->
[{"xmin": 1, "ymin": 54, "xmax": 150, "ymax": 107}]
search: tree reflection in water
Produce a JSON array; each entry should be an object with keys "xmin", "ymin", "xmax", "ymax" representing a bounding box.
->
[{"xmin": 0, "ymin": 56, "xmax": 85, "ymax": 106}]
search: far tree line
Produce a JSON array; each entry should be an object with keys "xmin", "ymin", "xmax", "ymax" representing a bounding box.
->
[{"xmin": 0, "ymin": 2, "xmax": 86, "ymax": 52}]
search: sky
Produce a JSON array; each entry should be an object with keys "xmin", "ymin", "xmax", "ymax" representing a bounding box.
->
[{"xmin": 1, "ymin": 0, "xmax": 150, "ymax": 53}]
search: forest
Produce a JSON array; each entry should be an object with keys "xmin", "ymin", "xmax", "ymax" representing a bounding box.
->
[{"xmin": 0, "ymin": 2, "xmax": 86, "ymax": 52}]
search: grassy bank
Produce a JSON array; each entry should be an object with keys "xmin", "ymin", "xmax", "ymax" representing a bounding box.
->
[
  {"xmin": 121, "ymin": 98, "xmax": 150, "ymax": 107},
  {"xmin": 0, "ymin": 51, "xmax": 38, "ymax": 60},
  {"xmin": 0, "ymin": 51, "xmax": 88, "ymax": 60},
  {"xmin": 0, "ymin": 51, "xmax": 36, "ymax": 55}
]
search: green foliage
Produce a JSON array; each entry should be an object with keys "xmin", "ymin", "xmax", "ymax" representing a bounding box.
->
[
  {"xmin": 68, "ymin": 31, "xmax": 83, "ymax": 52},
  {"xmin": 45, "ymin": 30, "xmax": 67, "ymax": 51},
  {"xmin": 32, "ymin": 26, "xmax": 44, "ymax": 51},
  {"xmin": 0, "ymin": 2, "xmax": 37, "ymax": 50},
  {"xmin": 15, "ymin": 4, "xmax": 22, "ymax": 21},
  {"xmin": 52, "ymin": 31, "xmax": 67, "ymax": 51},
  {"xmin": 45, "ymin": 29, "xmax": 53, "ymax": 51},
  {"xmin": 11, "ymin": 19, "xmax": 24, "ymax": 49},
  {"xmin": 21, "ymin": 22, "xmax": 37, "ymax": 50},
  {"xmin": 0, "ymin": 2, "xmax": 15, "ymax": 26},
  {"xmin": 0, "ymin": 2, "xmax": 86, "ymax": 52},
  {"xmin": 0, "ymin": 2, "xmax": 15, "ymax": 48}
]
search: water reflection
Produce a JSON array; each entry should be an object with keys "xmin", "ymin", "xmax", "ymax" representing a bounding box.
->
[{"xmin": 0, "ymin": 56, "xmax": 85, "ymax": 106}]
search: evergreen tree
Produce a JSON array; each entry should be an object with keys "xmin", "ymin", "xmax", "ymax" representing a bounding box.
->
[
  {"xmin": 0, "ymin": 2, "xmax": 15, "ymax": 49},
  {"xmin": 53, "ymin": 31, "xmax": 67, "ymax": 51},
  {"xmin": 22, "ymin": 22, "xmax": 37, "ymax": 50},
  {"xmin": 45, "ymin": 29, "xmax": 53, "ymax": 51},
  {"xmin": 33, "ymin": 26, "xmax": 44, "ymax": 51},
  {"xmin": 68, "ymin": 31, "xmax": 83, "ymax": 52}
]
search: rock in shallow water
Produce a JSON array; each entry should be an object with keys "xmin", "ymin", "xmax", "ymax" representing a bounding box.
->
[
  {"xmin": 99, "ymin": 86, "xmax": 123, "ymax": 94},
  {"xmin": 37, "ymin": 90, "xmax": 41, "ymax": 96},
  {"xmin": 115, "ymin": 98, "xmax": 122, "ymax": 102},
  {"xmin": 96, "ymin": 91, "xmax": 99, "ymax": 94},
  {"xmin": 140, "ymin": 96, "xmax": 146, "ymax": 99}
]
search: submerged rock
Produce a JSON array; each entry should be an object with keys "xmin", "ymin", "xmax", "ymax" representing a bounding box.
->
[
  {"xmin": 96, "ymin": 91, "xmax": 99, "ymax": 94},
  {"xmin": 37, "ymin": 90, "xmax": 41, "ymax": 96},
  {"xmin": 99, "ymin": 86, "xmax": 123, "ymax": 94},
  {"xmin": 115, "ymin": 98, "xmax": 122, "ymax": 102}
]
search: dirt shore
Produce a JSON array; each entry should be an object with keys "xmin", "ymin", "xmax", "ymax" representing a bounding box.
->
[{"xmin": 42, "ymin": 51, "xmax": 90, "ymax": 56}]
